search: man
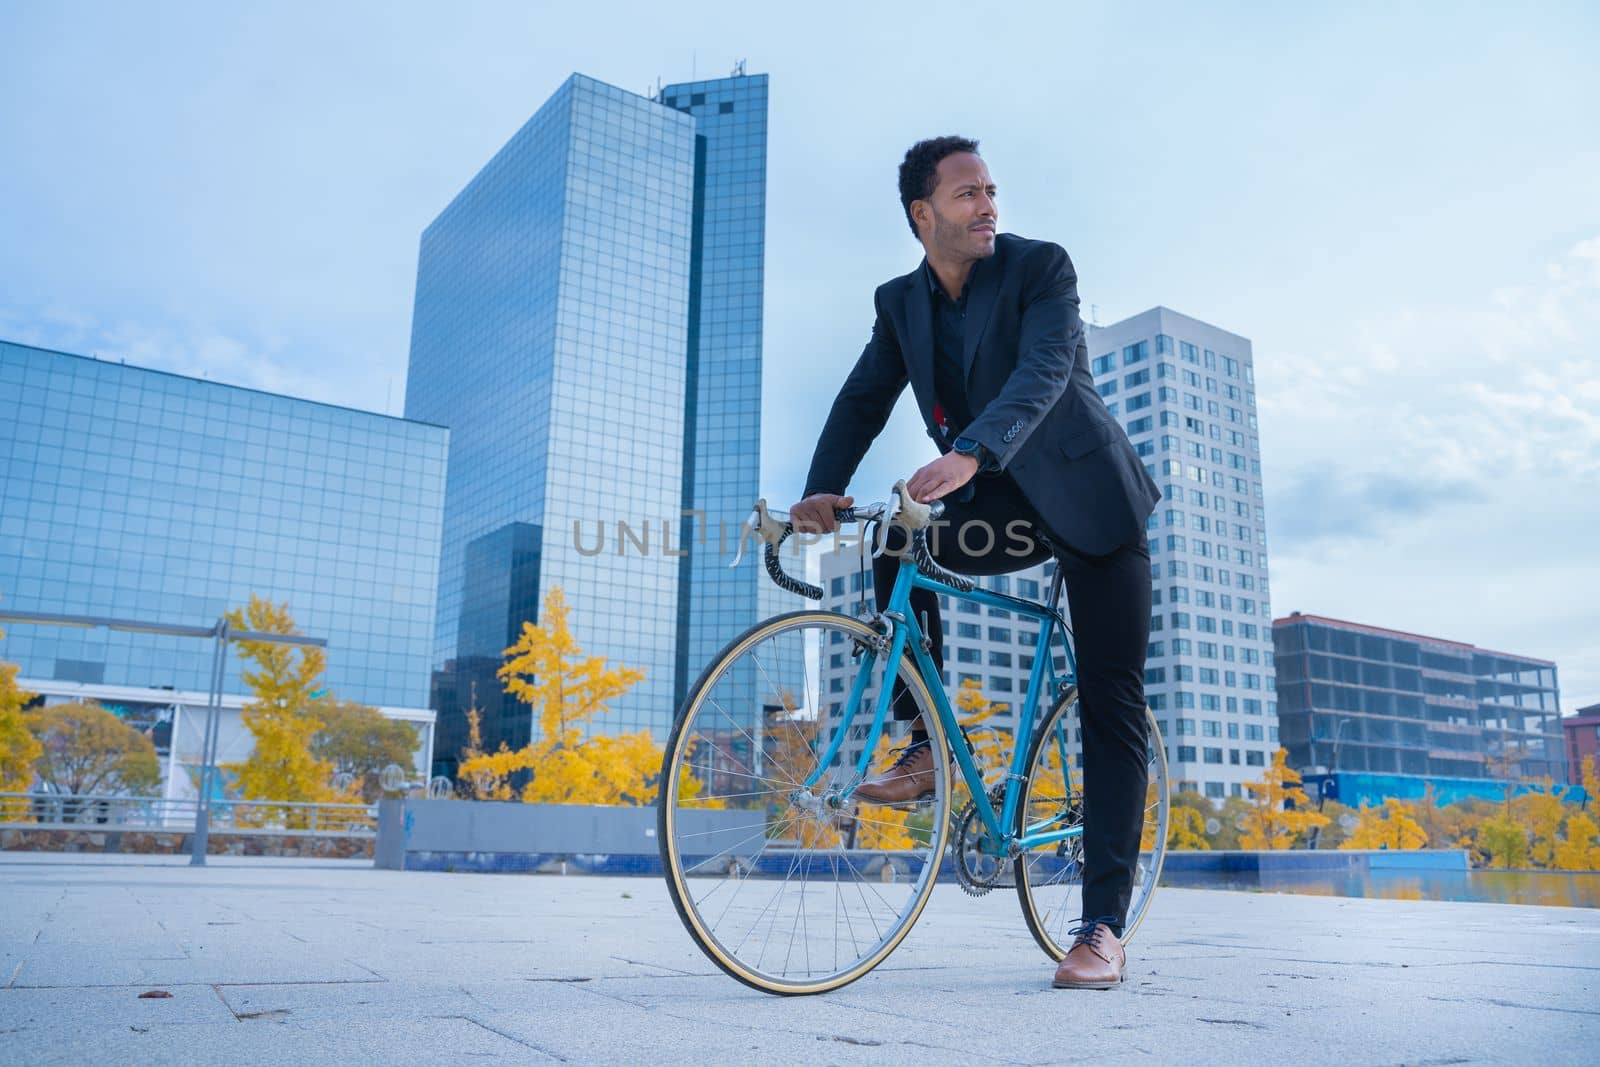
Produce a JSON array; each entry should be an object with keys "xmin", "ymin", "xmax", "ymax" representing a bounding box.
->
[{"xmin": 790, "ymin": 136, "xmax": 1160, "ymax": 990}]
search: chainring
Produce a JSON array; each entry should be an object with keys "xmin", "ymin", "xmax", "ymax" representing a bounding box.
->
[{"xmin": 952, "ymin": 789, "xmax": 1009, "ymax": 897}]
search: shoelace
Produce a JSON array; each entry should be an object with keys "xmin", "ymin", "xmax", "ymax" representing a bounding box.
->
[
  {"xmin": 1066, "ymin": 915, "xmax": 1122, "ymax": 947},
  {"xmin": 883, "ymin": 738, "xmax": 931, "ymax": 771}
]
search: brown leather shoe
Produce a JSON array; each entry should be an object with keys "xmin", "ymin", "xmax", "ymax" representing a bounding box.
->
[
  {"xmin": 1051, "ymin": 921, "xmax": 1126, "ymax": 990},
  {"xmin": 852, "ymin": 740, "xmax": 949, "ymax": 805}
]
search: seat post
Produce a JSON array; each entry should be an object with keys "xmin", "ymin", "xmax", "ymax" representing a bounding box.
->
[{"xmin": 1045, "ymin": 567, "xmax": 1066, "ymax": 615}]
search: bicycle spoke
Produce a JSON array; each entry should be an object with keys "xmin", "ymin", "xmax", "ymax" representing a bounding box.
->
[
  {"xmin": 663, "ymin": 613, "xmax": 949, "ymax": 991},
  {"xmin": 1016, "ymin": 697, "xmax": 1168, "ymax": 959}
]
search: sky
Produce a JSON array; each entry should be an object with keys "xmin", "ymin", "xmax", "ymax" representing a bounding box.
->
[{"xmin": 2, "ymin": 1, "xmax": 1597, "ymax": 710}]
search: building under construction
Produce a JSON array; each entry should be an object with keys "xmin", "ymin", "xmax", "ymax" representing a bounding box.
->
[{"xmin": 1273, "ymin": 612, "xmax": 1565, "ymax": 805}]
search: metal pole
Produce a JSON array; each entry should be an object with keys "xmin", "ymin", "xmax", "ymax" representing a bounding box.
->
[{"xmin": 190, "ymin": 618, "xmax": 229, "ymax": 865}]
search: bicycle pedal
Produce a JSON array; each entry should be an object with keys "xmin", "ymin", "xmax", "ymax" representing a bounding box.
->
[{"xmin": 857, "ymin": 794, "xmax": 936, "ymax": 811}]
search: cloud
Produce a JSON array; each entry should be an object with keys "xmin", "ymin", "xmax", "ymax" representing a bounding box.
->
[
  {"xmin": 1261, "ymin": 234, "xmax": 1600, "ymax": 714},
  {"xmin": 1269, "ymin": 472, "xmax": 1484, "ymax": 550}
]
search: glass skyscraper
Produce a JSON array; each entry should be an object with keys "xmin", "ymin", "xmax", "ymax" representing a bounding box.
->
[
  {"xmin": 658, "ymin": 74, "xmax": 768, "ymax": 712},
  {"xmin": 0, "ymin": 340, "xmax": 449, "ymax": 797},
  {"xmin": 406, "ymin": 72, "xmax": 768, "ymax": 770}
]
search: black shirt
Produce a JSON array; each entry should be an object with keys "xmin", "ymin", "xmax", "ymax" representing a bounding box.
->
[{"xmin": 926, "ymin": 260, "xmax": 976, "ymax": 435}]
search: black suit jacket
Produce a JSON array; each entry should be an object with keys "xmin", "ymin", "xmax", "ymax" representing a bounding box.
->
[{"xmin": 802, "ymin": 233, "xmax": 1161, "ymax": 557}]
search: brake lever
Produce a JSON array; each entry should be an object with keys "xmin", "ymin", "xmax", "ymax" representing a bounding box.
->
[
  {"xmin": 729, "ymin": 498, "xmax": 792, "ymax": 568},
  {"xmin": 870, "ymin": 488, "xmax": 901, "ymax": 558},
  {"xmin": 729, "ymin": 508, "xmax": 761, "ymax": 568}
]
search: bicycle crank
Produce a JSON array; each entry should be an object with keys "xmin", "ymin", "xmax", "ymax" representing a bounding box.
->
[{"xmin": 952, "ymin": 789, "xmax": 1008, "ymax": 897}]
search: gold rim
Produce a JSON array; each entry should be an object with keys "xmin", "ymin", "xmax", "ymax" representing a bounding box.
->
[
  {"xmin": 1016, "ymin": 700, "xmax": 1168, "ymax": 959},
  {"xmin": 661, "ymin": 611, "xmax": 951, "ymax": 995}
]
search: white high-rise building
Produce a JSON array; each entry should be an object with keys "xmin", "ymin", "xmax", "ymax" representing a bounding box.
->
[
  {"xmin": 813, "ymin": 307, "xmax": 1277, "ymax": 803},
  {"xmin": 1090, "ymin": 308, "xmax": 1277, "ymax": 801}
]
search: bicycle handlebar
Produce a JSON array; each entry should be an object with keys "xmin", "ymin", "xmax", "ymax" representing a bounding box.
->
[{"xmin": 730, "ymin": 479, "xmax": 978, "ymax": 599}]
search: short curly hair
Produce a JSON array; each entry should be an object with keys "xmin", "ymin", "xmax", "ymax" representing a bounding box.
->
[{"xmin": 898, "ymin": 136, "xmax": 980, "ymax": 237}]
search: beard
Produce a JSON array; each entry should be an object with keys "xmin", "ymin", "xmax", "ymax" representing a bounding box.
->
[{"xmin": 932, "ymin": 205, "xmax": 994, "ymax": 259}]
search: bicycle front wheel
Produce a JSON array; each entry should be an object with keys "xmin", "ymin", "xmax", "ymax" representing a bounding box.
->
[
  {"xmin": 1014, "ymin": 688, "xmax": 1169, "ymax": 959},
  {"xmin": 659, "ymin": 611, "xmax": 952, "ymax": 995}
]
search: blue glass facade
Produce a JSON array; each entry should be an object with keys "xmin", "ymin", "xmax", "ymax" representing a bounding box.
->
[
  {"xmin": 0, "ymin": 340, "xmax": 447, "ymax": 708},
  {"xmin": 409, "ymin": 73, "xmax": 768, "ymax": 767},
  {"xmin": 659, "ymin": 76, "xmax": 768, "ymax": 708}
]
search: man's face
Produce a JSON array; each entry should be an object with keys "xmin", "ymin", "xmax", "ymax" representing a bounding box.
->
[{"xmin": 917, "ymin": 152, "xmax": 998, "ymax": 261}]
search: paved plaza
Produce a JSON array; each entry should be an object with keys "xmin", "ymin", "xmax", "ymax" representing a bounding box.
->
[{"xmin": 0, "ymin": 853, "xmax": 1596, "ymax": 1065}]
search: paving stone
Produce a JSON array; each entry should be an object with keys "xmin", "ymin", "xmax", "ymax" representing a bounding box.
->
[{"xmin": 0, "ymin": 852, "xmax": 1594, "ymax": 1063}]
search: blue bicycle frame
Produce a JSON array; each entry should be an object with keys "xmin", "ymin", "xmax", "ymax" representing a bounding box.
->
[{"xmin": 804, "ymin": 553, "xmax": 1082, "ymax": 855}]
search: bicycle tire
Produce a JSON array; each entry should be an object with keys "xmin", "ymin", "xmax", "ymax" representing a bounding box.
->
[{"xmin": 658, "ymin": 610, "xmax": 953, "ymax": 995}]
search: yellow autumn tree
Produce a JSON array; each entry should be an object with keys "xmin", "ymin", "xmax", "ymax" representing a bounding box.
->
[
  {"xmin": 456, "ymin": 587, "xmax": 662, "ymax": 805},
  {"xmin": 0, "ymin": 619, "xmax": 42, "ymax": 818},
  {"xmin": 1510, "ymin": 778, "xmax": 1568, "ymax": 868},
  {"xmin": 1477, "ymin": 813, "xmax": 1531, "ymax": 869},
  {"xmin": 1239, "ymin": 748, "xmax": 1329, "ymax": 850},
  {"xmin": 954, "ymin": 678, "xmax": 1010, "ymax": 793},
  {"xmin": 1167, "ymin": 805, "xmax": 1211, "ymax": 850},
  {"xmin": 1339, "ymin": 797, "xmax": 1428, "ymax": 851},
  {"xmin": 453, "ymin": 683, "xmax": 508, "ymax": 800},
  {"xmin": 851, "ymin": 731, "xmax": 918, "ymax": 851},
  {"xmin": 1554, "ymin": 810, "xmax": 1600, "ymax": 871},
  {"xmin": 763, "ymin": 711, "xmax": 842, "ymax": 848},
  {"xmin": 223, "ymin": 596, "xmax": 348, "ymax": 825}
]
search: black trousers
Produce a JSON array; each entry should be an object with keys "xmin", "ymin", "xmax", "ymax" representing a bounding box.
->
[{"xmin": 871, "ymin": 473, "xmax": 1151, "ymax": 934}]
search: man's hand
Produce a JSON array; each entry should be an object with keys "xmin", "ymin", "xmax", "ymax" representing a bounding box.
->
[
  {"xmin": 789, "ymin": 493, "xmax": 855, "ymax": 535},
  {"xmin": 906, "ymin": 452, "xmax": 979, "ymax": 504}
]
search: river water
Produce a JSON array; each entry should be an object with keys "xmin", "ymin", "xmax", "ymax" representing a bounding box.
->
[{"xmin": 1160, "ymin": 867, "xmax": 1600, "ymax": 908}]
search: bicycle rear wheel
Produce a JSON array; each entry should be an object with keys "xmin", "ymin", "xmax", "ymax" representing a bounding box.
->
[
  {"xmin": 658, "ymin": 611, "xmax": 951, "ymax": 995},
  {"xmin": 1013, "ymin": 687, "xmax": 1169, "ymax": 959}
]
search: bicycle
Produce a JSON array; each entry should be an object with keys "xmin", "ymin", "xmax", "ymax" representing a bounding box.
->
[{"xmin": 658, "ymin": 479, "xmax": 1170, "ymax": 995}]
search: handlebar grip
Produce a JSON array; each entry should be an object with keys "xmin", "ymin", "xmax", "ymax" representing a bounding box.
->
[
  {"xmin": 762, "ymin": 525, "xmax": 824, "ymax": 601},
  {"xmin": 910, "ymin": 528, "xmax": 975, "ymax": 592},
  {"xmin": 755, "ymin": 500, "xmax": 969, "ymax": 600}
]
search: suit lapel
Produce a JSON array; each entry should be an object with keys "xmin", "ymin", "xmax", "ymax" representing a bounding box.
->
[
  {"xmin": 961, "ymin": 248, "xmax": 1001, "ymax": 382},
  {"xmin": 904, "ymin": 266, "xmax": 937, "ymax": 426}
]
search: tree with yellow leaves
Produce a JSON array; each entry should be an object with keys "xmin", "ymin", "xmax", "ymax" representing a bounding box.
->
[
  {"xmin": 0, "ymin": 618, "xmax": 42, "ymax": 817},
  {"xmin": 223, "ymin": 596, "xmax": 347, "ymax": 824},
  {"xmin": 1510, "ymin": 778, "xmax": 1567, "ymax": 868},
  {"xmin": 1339, "ymin": 797, "xmax": 1428, "ymax": 851},
  {"xmin": 773, "ymin": 714, "xmax": 843, "ymax": 849},
  {"xmin": 1167, "ymin": 805, "xmax": 1211, "ymax": 850},
  {"xmin": 850, "ymin": 731, "xmax": 919, "ymax": 851},
  {"xmin": 454, "ymin": 683, "xmax": 510, "ymax": 800},
  {"xmin": 953, "ymin": 678, "xmax": 1010, "ymax": 793},
  {"xmin": 457, "ymin": 587, "xmax": 658, "ymax": 805},
  {"xmin": 1553, "ymin": 810, "xmax": 1600, "ymax": 871},
  {"xmin": 1238, "ymin": 748, "xmax": 1329, "ymax": 850},
  {"xmin": 1581, "ymin": 755, "xmax": 1599, "ymax": 812},
  {"xmin": 1476, "ymin": 813, "xmax": 1531, "ymax": 869}
]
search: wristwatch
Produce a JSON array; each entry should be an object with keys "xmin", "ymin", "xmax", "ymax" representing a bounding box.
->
[{"xmin": 952, "ymin": 436, "xmax": 1000, "ymax": 473}]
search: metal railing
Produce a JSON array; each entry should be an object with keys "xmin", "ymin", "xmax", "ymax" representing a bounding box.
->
[{"xmin": 0, "ymin": 793, "xmax": 377, "ymax": 837}]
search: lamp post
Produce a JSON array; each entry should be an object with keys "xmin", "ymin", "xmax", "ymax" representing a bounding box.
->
[
  {"xmin": 1310, "ymin": 718, "xmax": 1356, "ymax": 849},
  {"xmin": 1328, "ymin": 717, "xmax": 1355, "ymax": 780},
  {"xmin": 0, "ymin": 608, "xmax": 325, "ymax": 865}
]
